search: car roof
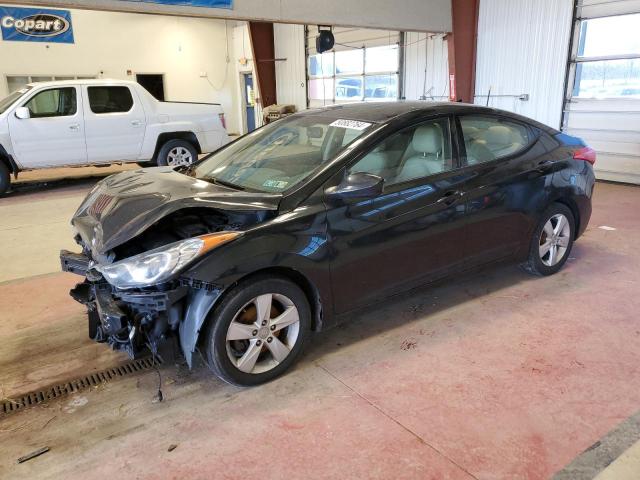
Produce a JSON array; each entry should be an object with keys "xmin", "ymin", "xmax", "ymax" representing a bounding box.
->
[
  {"xmin": 298, "ymin": 101, "xmax": 558, "ymax": 133},
  {"xmin": 301, "ymin": 101, "xmax": 476, "ymax": 122},
  {"xmin": 25, "ymin": 78, "xmax": 138, "ymax": 88}
]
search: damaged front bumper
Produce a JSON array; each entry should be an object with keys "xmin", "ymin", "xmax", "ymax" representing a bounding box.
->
[{"xmin": 61, "ymin": 250, "xmax": 188, "ymax": 359}]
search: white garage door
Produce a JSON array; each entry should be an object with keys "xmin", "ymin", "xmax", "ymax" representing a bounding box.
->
[
  {"xmin": 306, "ymin": 27, "xmax": 401, "ymax": 108},
  {"xmin": 563, "ymin": 0, "xmax": 640, "ymax": 184}
]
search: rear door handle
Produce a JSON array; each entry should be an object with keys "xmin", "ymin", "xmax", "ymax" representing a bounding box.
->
[
  {"xmin": 69, "ymin": 123, "xmax": 80, "ymax": 131},
  {"xmin": 436, "ymin": 190, "xmax": 462, "ymax": 205},
  {"xmin": 131, "ymin": 120, "xmax": 143, "ymax": 127},
  {"xmin": 536, "ymin": 160, "xmax": 554, "ymax": 172}
]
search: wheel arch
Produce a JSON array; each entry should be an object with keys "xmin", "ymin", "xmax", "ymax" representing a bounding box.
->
[
  {"xmin": 0, "ymin": 145, "xmax": 19, "ymax": 178},
  {"xmin": 181, "ymin": 265, "xmax": 325, "ymax": 369},
  {"xmin": 202, "ymin": 266, "xmax": 324, "ymax": 338},
  {"xmin": 232, "ymin": 266, "xmax": 324, "ymax": 332},
  {"xmin": 153, "ymin": 132, "xmax": 202, "ymax": 161},
  {"xmin": 553, "ymin": 197, "xmax": 581, "ymax": 239}
]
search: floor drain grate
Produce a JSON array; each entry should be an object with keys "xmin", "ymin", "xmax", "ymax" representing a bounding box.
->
[{"xmin": 0, "ymin": 356, "xmax": 162, "ymax": 417}]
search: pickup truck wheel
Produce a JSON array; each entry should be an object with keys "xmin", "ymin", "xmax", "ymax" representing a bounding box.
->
[
  {"xmin": 0, "ymin": 162, "xmax": 10, "ymax": 195},
  {"xmin": 203, "ymin": 276, "xmax": 311, "ymax": 386},
  {"xmin": 157, "ymin": 140, "xmax": 198, "ymax": 167}
]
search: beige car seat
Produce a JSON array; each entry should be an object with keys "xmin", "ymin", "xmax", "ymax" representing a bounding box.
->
[{"xmin": 394, "ymin": 125, "xmax": 444, "ymax": 182}]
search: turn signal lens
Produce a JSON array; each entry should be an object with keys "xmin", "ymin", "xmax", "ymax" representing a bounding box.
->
[
  {"xmin": 200, "ymin": 231, "xmax": 241, "ymax": 253},
  {"xmin": 573, "ymin": 146, "xmax": 596, "ymax": 165}
]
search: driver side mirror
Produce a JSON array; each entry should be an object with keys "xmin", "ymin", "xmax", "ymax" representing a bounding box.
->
[
  {"xmin": 15, "ymin": 107, "xmax": 30, "ymax": 120},
  {"xmin": 325, "ymin": 172, "xmax": 384, "ymax": 203}
]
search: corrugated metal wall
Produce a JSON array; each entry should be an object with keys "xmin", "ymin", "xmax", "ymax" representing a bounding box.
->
[
  {"xmin": 274, "ymin": 24, "xmax": 307, "ymax": 112},
  {"xmin": 474, "ymin": 0, "xmax": 573, "ymax": 129},
  {"xmin": 402, "ymin": 33, "xmax": 449, "ymax": 101}
]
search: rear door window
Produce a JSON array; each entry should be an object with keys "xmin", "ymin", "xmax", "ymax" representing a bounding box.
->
[
  {"xmin": 459, "ymin": 116, "xmax": 531, "ymax": 165},
  {"xmin": 88, "ymin": 86, "xmax": 134, "ymax": 114}
]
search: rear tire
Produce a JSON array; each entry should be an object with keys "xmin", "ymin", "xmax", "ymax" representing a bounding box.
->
[
  {"xmin": 156, "ymin": 139, "xmax": 198, "ymax": 167},
  {"xmin": 202, "ymin": 275, "xmax": 311, "ymax": 386},
  {"xmin": 522, "ymin": 203, "xmax": 575, "ymax": 276},
  {"xmin": 0, "ymin": 162, "xmax": 11, "ymax": 196}
]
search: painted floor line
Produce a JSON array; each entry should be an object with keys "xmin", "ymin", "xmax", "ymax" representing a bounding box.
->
[{"xmin": 316, "ymin": 362, "xmax": 480, "ymax": 480}]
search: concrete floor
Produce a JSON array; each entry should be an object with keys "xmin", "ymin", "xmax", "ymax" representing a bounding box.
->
[{"xmin": 0, "ymin": 172, "xmax": 639, "ymax": 479}]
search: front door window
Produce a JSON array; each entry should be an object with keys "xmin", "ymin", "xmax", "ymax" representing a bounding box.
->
[
  {"xmin": 348, "ymin": 118, "xmax": 454, "ymax": 186},
  {"xmin": 24, "ymin": 88, "xmax": 77, "ymax": 118}
]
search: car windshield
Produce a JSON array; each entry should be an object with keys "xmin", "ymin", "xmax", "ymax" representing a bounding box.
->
[
  {"xmin": 193, "ymin": 115, "xmax": 373, "ymax": 193},
  {"xmin": 0, "ymin": 87, "xmax": 31, "ymax": 114}
]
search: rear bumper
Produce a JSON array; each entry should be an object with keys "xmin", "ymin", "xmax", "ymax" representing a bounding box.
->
[
  {"xmin": 575, "ymin": 167, "xmax": 595, "ymax": 239},
  {"xmin": 576, "ymin": 198, "xmax": 592, "ymax": 238},
  {"xmin": 198, "ymin": 130, "xmax": 229, "ymax": 153}
]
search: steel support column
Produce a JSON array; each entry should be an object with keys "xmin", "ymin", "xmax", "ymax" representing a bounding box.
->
[
  {"xmin": 447, "ymin": 0, "xmax": 479, "ymax": 103},
  {"xmin": 248, "ymin": 21, "xmax": 277, "ymax": 109}
]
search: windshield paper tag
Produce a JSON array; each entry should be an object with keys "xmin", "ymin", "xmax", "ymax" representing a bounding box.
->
[{"xmin": 330, "ymin": 119, "xmax": 372, "ymax": 130}]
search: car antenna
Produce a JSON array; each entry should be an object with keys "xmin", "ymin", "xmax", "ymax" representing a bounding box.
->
[{"xmin": 486, "ymin": 86, "xmax": 492, "ymax": 107}]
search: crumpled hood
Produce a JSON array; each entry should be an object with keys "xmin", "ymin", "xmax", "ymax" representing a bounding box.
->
[{"xmin": 72, "ymin": 167, "xmax": 281, "ymax": 258}]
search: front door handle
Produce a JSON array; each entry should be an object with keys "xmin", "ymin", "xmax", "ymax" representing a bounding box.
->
[
  {"xmin": 69, "ymin": 123, "xmax": 80, "ymax": 131},
  {"xmin": 436, "ymin": 190, "xmax": 462, "ymax": 205},
  {"xmin": 131, "ymin": 120, "xmax": 143, "ymax": 127}
]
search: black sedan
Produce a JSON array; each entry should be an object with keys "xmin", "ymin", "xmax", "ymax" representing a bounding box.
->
[{"xmin": 62, "ymin": 102, "xmax": 595, "ymax": 386}]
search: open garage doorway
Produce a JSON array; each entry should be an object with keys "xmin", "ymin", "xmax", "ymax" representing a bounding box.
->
[{"xmin": 136, "ymin": 73, "xmax": 165, "ymax": 101}]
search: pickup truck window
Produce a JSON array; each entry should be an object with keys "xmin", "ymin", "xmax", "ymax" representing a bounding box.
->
[
  {"xmin": 25, "ymin": 87, "xmax": 77, "ymax": 118},
  {"xmin": 88, "ymin": 86, "xmax": 134, "ymax": 114}
]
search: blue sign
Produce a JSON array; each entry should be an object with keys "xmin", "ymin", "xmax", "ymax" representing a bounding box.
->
[
  {"xmin": 121, "ymin": 0, "xmax": 232, "ymax": 8},
  {"xmin": 0, "ymin": 6, "xmax": 74, "ymax": 43}
]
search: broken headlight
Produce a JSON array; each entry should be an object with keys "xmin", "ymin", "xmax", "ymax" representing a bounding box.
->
[{"xmin": 96, "ymin": 232, "xmax": 241, "ymax": 289}]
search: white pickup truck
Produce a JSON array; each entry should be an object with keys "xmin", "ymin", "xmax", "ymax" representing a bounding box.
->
[{"xmin": 0, "ymin": 79, "xmax": 230, "ymax": 194}]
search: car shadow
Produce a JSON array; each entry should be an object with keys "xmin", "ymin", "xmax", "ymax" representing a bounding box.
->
[
  {"xmin": 301, "ymin": 260, "xmax": 547, "ymax": 366},
  {"xmin": 184, "ymin": 259, "xmax": 556, "ymax": 392},
  {"xmin": 183, "ymin": 249, "xmax": 591, "ymax": 390},
  {"xmin": 4, "ymin": 164, "xmax": 139, "ymax": 200},
  {"xmin": 7, "ymin": 174, "xmax": 110, "ymax": 198}
]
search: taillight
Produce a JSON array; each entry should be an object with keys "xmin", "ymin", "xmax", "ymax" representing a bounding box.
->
[
  {"xmin": 573, "ymin": 146, "xmax": 596, "ymax": 165},
  {"xmin": 218, "ymin": 113, "xmax": 226, "ymax": 130}
]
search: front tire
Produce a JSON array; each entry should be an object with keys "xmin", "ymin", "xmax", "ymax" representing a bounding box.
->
[
  {"xmin": 156, "ymin": 139, "xmax": 198, "ymax": 167},
  {"xmin": 202, "ymin": 276, "xmax": 311, "ymax": 386},
  {"xmin": 522, "ymin": 203, "xmax": 575, "ymax": 276},
  {"xmin": 0, "ymin": 162, "xmax": 11, "ymax": 196}
]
